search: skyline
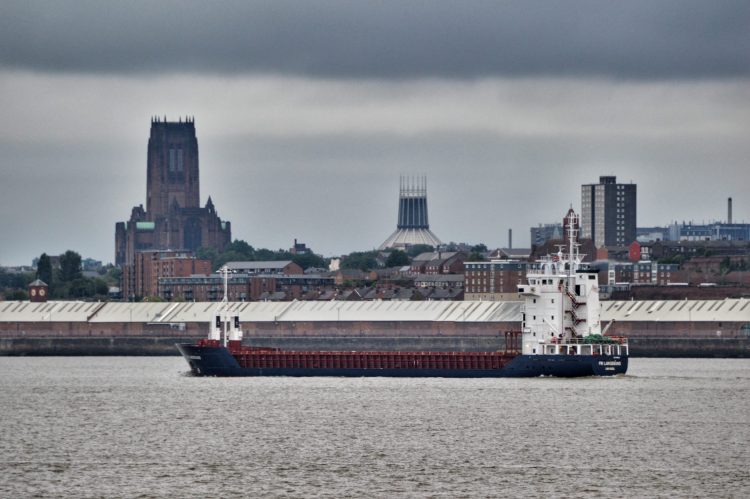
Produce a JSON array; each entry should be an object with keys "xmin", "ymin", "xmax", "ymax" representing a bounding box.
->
[{"xmin": 1, "ymin": 1, "xmax": 749, "ymax": 265}]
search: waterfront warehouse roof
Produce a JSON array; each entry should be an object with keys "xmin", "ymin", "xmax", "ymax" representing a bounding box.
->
[
  {"xmin": 1, "ymin": 298, "xmax": 749, "ymax": 324},
  {"xmin": 0, "ymin": 300, "xmax": 104, "ymax": 322},
  {"xmin": 599, "ymin": 299, "xmax": 750, "ymax": 322}
]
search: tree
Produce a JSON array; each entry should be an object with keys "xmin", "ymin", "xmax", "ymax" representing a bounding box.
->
[
  {"xmin": 468, "ymin": 252, "xmax": 486, "ymax": 262},
  {"xmin": 37, "ymin": 253, "xmax": 53, "ymax": 286},
  {"xmin": 385, "ymin": 250, "xmax": 410, "ymax": 268},
  {"xmin": 341, "ymin": 251, "xmax": 380, "ymax": 271},
  {"xmin": 254, "ymin": 248, "xmax": 278, "ymax": 261},
  {"xmin": 196, "ymin": 247, "xmax": 219, "ymax": 267},
  {"xmin": 0, "ymin": 269, "xmax": 34, "ymax": 290},
  {"xmin": 7, "ymin": 290, "xmax": 28, "ymax": 301},
  {"xmin": 225, "ymin": 240, "xmax": 255, "ymax": 258},
  {"xmin": 471, "ymin": 243, "xmax": 488, "ymax": 253},
  {"xmin": 68, "ymin": 277, "xmax": 94, "ymax": 298},
  {"xmin": 93, "ymin": 278, "xmax": 109, "ymax": 296},
  {"xmin": 59, "ymin": 250, "xmax": 82, "ymax": 282},
  {"xmin": 106, "ymin": 266, "xmax": 122, "ymax": 284}
]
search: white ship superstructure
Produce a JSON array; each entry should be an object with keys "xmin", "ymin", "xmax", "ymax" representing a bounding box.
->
[{"xmin": 517, "ymin": 210, "xmax": 628, "ymax": 358}]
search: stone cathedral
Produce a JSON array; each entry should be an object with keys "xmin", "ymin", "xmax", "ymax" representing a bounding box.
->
[{"xmin": 115, "ymin": 117, "xmax": 231, "ymax": 266}]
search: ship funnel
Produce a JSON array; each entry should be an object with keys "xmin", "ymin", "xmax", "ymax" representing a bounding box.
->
[
  {"xmin": 209, "ymin": 315, "xmax": 221, "ymax": 341},
  {"xmin": 229, "ymin": 315, "xmax": 243, "ymax": 341}
]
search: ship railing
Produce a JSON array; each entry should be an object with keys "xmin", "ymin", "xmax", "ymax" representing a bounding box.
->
[
  {"xmin": 539, "ymin": 341, "xmax": 628, "ymax": 357},
  {"xmin": 545, "ymin": 336, "xmax": 628, "ymax": 345}
]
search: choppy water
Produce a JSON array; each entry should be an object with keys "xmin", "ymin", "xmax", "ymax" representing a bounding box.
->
[{"xmin": 0, "ymin": 357, "xmax": 748, "ymax": 498}]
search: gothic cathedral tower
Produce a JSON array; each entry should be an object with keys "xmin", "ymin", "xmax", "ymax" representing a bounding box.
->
[
  {"xmin": 146, "ymin": 119, "xmax": 200, "ymax": 216},
  {"xmin": 115, "ymin": 117, "xmax": 231, "ymax": 267}
]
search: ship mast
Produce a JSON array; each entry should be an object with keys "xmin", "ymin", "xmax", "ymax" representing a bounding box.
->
[
  {"xmin": 215, "ymin": 265, "xmax": 232, "ymax": 347},
  {"xmin": 564, "ymin": 210, "xmax": 582, "ymax": 340},
  {"xmin": 566, "ymin": 210, "xmax": 579, "ymax": 283}
]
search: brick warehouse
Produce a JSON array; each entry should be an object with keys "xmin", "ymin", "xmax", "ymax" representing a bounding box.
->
[
  {"xmin": 115, "ymin": 117, "xmax": 231, "ymax": 267},
  {"xmin": 1, "ymin": 300, "xmax": 749, "ymax": 357}
]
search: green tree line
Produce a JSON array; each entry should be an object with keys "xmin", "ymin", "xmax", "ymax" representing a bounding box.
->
[{"xmin": 197, "ymin": 240, "xmax": 327, "ymax": 271}]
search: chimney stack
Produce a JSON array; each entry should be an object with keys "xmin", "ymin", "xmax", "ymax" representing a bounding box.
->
[
  {"xmin": 728, "ymin": 197, "xmax": 733, "ymax": 224},
  {"xmin": 508, "ymin": 228, "xmax": 513, "ymax": 249}
]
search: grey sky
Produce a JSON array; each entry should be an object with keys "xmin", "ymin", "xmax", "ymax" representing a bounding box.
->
[
  {"xmin": 0, "ymin": 2, "xmax": 749, "ymax": 265},
  {"xmin": 2, "ymin": 1, "xmax": 749, "ymax": 78}
]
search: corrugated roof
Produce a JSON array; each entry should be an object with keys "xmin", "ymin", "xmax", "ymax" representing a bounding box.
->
[
  {"xmin": 599, "ymin": 298, "xmax": 750, "ymax": 322},
  {"xmin": 0, "ymin": 298, "xmax": 748, "ymax": 324},
  {"xmin": 0, "ymin": 301, "xmax": 104, "ymax": 322},
  {"xmin": 88, "ymin": 302, "xmax": 173, "ymax": 323}
]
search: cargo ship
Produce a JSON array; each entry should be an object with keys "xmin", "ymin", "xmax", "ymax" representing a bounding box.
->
[{"xmin": 177, "ymin": 210, "xmax": 628, "ymax": 377}]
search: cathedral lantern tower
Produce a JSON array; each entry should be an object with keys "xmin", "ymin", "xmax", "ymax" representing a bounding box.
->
[{"xmin": 379, "ymin": 176, "xmax": 442, "ymax": 250}]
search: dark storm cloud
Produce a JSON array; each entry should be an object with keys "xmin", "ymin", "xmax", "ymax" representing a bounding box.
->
[{"xmin": 1, "ymin": 0, "xmax": 748, "ymax": 79}]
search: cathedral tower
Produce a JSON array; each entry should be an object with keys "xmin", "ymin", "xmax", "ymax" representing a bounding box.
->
[
  {"xmin": 115, "ymin": 117, "xmax": 231, "ymax": 267},
  {"xmin": 379, "ymin": 176, "xmax": 442, "ymax": 250},
  {"xmin": 147, "ymin": 117, "xmax": 200, "ymax": 216}
]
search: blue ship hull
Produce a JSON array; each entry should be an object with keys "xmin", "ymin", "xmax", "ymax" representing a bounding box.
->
[{"xmin": 176, "ymin": 344, "xmax": 628, "ymax": 378}]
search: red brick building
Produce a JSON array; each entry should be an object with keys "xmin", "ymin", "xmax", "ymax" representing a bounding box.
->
[
  {"xmin": 464, "ymin": 260, "xmax": 527, "ymax": 301},
  {"xmin": 122, "ymin": 250, "xmax": 211, "ymax": 299},
  {"xmin": 159, "ymin": 274, "xmax": 334, "ymax": 301},
  {"xmin": 411, "ymin": 252, "xmax": 466, "ymax": 274}
]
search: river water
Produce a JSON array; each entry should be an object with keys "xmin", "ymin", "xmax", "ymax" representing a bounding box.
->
[{"xmin": 0, "ymin": 357, "xmax": 748, "ymax": 498}]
